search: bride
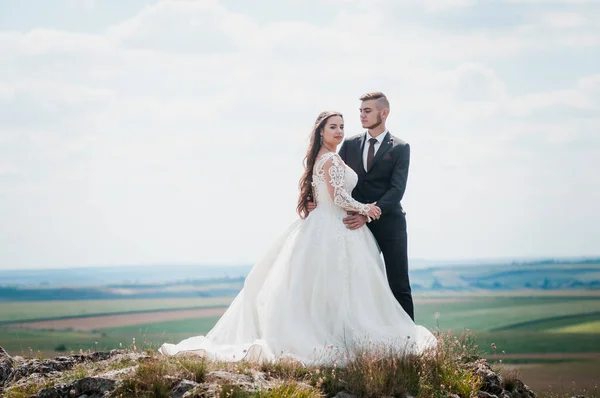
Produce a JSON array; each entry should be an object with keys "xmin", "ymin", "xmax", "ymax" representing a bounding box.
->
[{"xmin": 159, "ymin": 111, "xmax": 436, "ymax": 364}]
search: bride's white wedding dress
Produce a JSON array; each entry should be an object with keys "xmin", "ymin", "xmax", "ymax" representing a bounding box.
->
[{"xmin": 159, "ymin": 152, "xmax": 436, "ymax": 364}]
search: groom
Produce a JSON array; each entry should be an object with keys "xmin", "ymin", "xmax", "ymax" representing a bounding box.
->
[{"xmin": 340, "ymin": 92, "xmax": 414, "ymax": 321}]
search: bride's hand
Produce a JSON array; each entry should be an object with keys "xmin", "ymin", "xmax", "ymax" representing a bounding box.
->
[
  {"xmin": 367, "ymin": 203, "xmax": 381, "ymax": 220},
  {"xmin": 307, "ymin": 197, "xmax": 317, "ymax": 213}
]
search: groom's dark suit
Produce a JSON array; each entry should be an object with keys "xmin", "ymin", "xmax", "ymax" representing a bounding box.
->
[{"xmin": 339, "ymin": 131, "xmax": 414, "ymax": 320}]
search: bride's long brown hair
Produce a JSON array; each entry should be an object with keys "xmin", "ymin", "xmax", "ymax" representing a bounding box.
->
[{"xmin": 297, "ymin": 111, "xmax": 343, "ymax": 219}]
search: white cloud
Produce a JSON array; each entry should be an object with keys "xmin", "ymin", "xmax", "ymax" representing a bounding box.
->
[
  {"xmin": 506, "ymin": 0, "xmax": 597, "ymax": 4},
  {"xmin": 0, "ymin": 29, "xmax": 114, "ymax": 55},
  {"xmin": 508, "ymin": 89, "xmax": 591, "ymax": 115},
  {"xmin": 106, "ymin": 0, "xmax": 260, "ymax": 52},
  {"xmin": 0, "ymin": 83, "xmax": 15, "ymax": 101},
  {"xmin": 578, "ymin": 73, "xmax": 600, "ymax": 90},
  {"xmin": 421, "ymin": 0, "xmax": 477, "ymax": 12},
  {"xmin": 68, "ymin": 0, "xmax": 96, "ymax": 9},
  {"xmin": 540, "ymin": 12, "xmax": 588, "ymax": 28},
  {"xmin": 449, "ymin": 63, "xmax": 508, "ymax": 100},
  {"xmin": 508, "ymin": 73, "xmax": 600, "ymax": 116},
  {"xmin": 556, "ymin": 34, "xmax": 599, "ymax": 46},
  {"xmin": 1, "ymin": 81, "xmax": 115, "ymax": 103},
  {"xmin": 0, "ymin": 0, "xmax": 599, "ymax": 268}
]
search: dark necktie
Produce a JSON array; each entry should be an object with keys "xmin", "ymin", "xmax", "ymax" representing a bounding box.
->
[{"xmin": 366, "ymin": 138, "xmax": 378, "ymax": 170}]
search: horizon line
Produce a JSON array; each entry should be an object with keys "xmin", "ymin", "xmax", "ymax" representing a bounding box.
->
[{"xmin": 1, "ymin": 255, "xmax": 599, "ymax": 272}]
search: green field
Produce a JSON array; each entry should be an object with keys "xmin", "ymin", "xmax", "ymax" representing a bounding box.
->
[
  {"xmin": 2, "ymin": 293, "xmax": 599, "ymax": 356},
  {"xmin": 1, "ymin": 291, "xmax": 599, "ymax": 394},
  {"xmin": 552, "ymin": 320, "xmax": 600, "ymax": 333},
  {"xmin": 0, "ymin": 318, "xmax": 221, "ymax": 356},
  {"xmin": 0, "ymin": 297, "xmax": 234, "ymax": 323},
  {"xmin": 475, "ymin": 331, "xmax": 600, "ymax": 354},
  {"xmin": 103, "ymin": 317, "xmax": 222, "ymax": 335},
  {"xmin": 413, "ymin": 295, "xmax": 600, "ymax": 331}
]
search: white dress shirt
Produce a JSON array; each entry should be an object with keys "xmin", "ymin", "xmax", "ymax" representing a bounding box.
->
[{"xmin": 362, "ymin": 130, "xmax": 388, "ymax": 171}]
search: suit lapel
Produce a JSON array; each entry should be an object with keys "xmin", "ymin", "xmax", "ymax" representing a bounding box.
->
[
  {"xmin": 356, "ymin": 135, "xmax": 367, "ymax": 176},
  {"xmin": 367, "ymin": 132, "xmax": 393, "ymax": 173}
]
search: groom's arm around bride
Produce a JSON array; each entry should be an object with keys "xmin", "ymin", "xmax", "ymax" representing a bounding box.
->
[{"xmin": 337, "ymin": 139, "xmax": 410, "ymax": 231}]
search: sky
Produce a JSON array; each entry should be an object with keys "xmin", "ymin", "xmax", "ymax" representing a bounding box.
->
[{"xmin": 0, "ymin": 0, "xmax": 599, "ymax": 270}]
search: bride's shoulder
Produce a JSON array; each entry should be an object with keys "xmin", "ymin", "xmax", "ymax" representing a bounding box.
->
[{"xmin": 316, "ymin": 151, "xmax": 343, "ymax": 166}]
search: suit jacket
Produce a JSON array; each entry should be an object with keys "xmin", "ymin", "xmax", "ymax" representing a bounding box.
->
[{"xmin": 339, "ymin": 131, "xmax": 410, "ymax": 233}]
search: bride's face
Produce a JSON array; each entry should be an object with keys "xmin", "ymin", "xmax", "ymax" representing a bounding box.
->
[{"xmin": 321, "ymin": 115, "xmax": 344, "ymax": 148}]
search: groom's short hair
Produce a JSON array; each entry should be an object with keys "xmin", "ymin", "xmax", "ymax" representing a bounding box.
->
[{"xmin": 359, "ymin": 91, "xmax": 390, "ymax": 111}]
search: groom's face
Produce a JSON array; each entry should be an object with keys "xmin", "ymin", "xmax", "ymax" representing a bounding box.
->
[{"xmin": 360, "ymin": 100, "xmax": 382, "ymax": 129}]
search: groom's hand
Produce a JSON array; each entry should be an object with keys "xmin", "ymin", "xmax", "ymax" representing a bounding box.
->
[{"xmin": 343, "ymin": 212, "xmax": 368, "ymax": 230}]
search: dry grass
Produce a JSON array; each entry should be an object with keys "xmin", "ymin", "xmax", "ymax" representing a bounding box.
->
[
  {"xmin": 537, "ymin": 385, "xmax": 599, "ymax": 398},
  {"xmin": 317, "ymin": 330, "xmax": 483, "ymax": 398},
  {"xmin": 114, "ymin": 355, "xmax": 208, "ymax": 397},
  {"xmin": 59, "ymin": 363, "xmax": 90, "ymax": 383},
  {"xmin": 3, "ymin": 330, "xmax": 494, "ymax": 398},
  {"xmin": 500, "ymin": 367, "xmax": 521, "ymax": 392},
  {"xmin": 116, "ymin": 329, "xmax": 483, "ymax": 398},
  {"xmin": 217, "ymin": 381, "xmax": 323, "ymax": 398},
  {"xmin": 3, "ymin": 379, "xmax": 55, "ymax": 398}
]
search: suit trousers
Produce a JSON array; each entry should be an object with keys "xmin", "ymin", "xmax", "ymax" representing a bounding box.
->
[{"xmin": 367, "ymin": 215, "xmax": 414, "ymax": 321}]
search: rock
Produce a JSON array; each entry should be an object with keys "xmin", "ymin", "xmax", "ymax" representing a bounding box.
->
[
  {"xmin": 171, "ymin": 379, "xmax": 200, "ymax": 398},
  {"xmin": 249, "ymin": 369, "xmax": 269, "ymax": 385},
  {"xmin": 466, "ymin": 359, "xmax": 537, "ymax": 398},
  {"xmin": 95, "ymin": 366, "xmax": 137, "ymax": 380},
  {"xmin": 468, "ymin": 359, "xmax": 504, "ymax": 396},
  {"xmin": 36, "ymin": 376, "xmax": 117, "ymax": 398},
  {"xmin": 72, "ymin": 377, "xmax": 117, "ymax": 396},
  {"xmin": 10, "ymin": 350, "xmax": 135, "ymax": 383},
  {"xmin": 508, "ymin": 379, "xmax": 536, "ymax": 398},
  {"xmin": 334, "ymin": 392, "xmax": 358, "ymax": 398},
  {"xmin": 12, "ymin": 357, "xmax": 79, "ymax": 382},
  {"xmin": 198, "ymin": 369, "xmax": 281, "ymax": 396},
  {"xmin": 0, "ymin": 346, "xmax": 14, "ymax": 385},
  {"xmin": 206, "ymin": 369, "xmax": 257, "ymax": 390},
  {"xmin": 478, "ymin": 391, "xmax": 499, "ymax": 398}
]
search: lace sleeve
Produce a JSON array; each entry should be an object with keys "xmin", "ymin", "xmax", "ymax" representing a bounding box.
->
[{"xmin": 323, "ymin": 154, "xmax": 371, "ymax": 217}]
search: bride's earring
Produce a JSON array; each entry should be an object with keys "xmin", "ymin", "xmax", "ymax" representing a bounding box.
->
[{"xmin": 320, "ymin": 135, "xmax": 323, "ymax": 145}]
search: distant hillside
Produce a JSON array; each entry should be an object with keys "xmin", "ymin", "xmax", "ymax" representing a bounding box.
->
[
  {"xmin": 0, "ymin": 259, "xmax": 598, "ymax": 301},
  {"xmin": 0, "ymin": 275, "xmax": 245, "ymax": 302},
  {"xmin": 410, "ymin": 260, "xmax": 600, "ymax": 292},
  {"xmin": 0, "ymin": 264, "xmax": 252, "ymax": 287}
]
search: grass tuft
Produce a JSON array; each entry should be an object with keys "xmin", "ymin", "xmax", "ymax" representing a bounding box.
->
[
  {"xmin": 114, "ymin": 354, "xmax": 208, "ymax": 397},
  {"xmin": 3, "ymin": 379, "xmax": 54, "ymax": 398}
]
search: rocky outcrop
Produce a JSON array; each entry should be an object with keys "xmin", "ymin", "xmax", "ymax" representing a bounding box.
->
[
  {"xmin": 468, "ymin": 359, "xmax": 536, "ymax": 398},
  {"xmin": 0, "ymin": 346, "xmax": 15, "ymax": 385},
  {"xmin": 0, "ymin": 345, "xmax": 565, "ymax": 398},
  {"xmin": 7, "ymin": 350, "xmax": 131, "ymax": 384},
  {"xmin": 0, "ymin": 348, "xmax": 147, "ymax": 397},
  {"xmin": 36, "ymin": 377, "xmax": 118, "ymax": 398}
]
